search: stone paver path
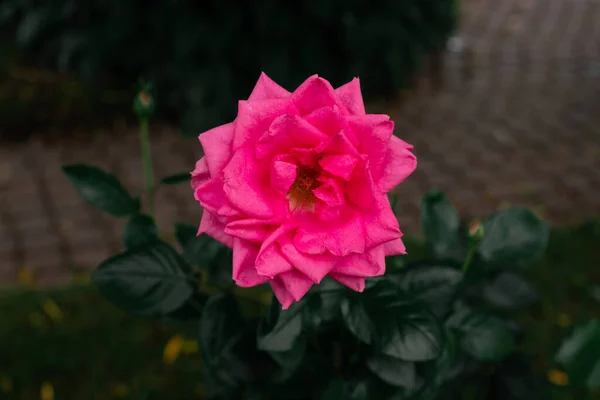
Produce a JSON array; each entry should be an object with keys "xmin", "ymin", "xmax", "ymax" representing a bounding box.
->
[{"xmin": 0, "ymin": 0, "xmax": 599, "ymax": 285}]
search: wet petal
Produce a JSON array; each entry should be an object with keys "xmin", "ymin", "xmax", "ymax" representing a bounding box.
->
[
  {"xmin": 233, "ymin": 99, "xmax": 298, "ymax": 150},
  {"xmin": 198, "ymin": 122, "xmax": 235, "ymax": 176},
  {"xmin": 378, "ymin": 135, "xmax": 417, "ymax": 192},
  {"xmin": 270, "ymin": 155, "xmax": 298, "ymax": 195},
  {"xmin": 303, "ymin": 105, "xmax": 345, "ymax": 135},
  {"xmin": 294, "ymin": 211, "xmax": 365, "ymax": 256},
  {"xmin": 256, "ymin": 114, "xmax": 328, "ymax": 159},
  {"xmin": 232, "ymin": 238, "xmax": 269, "ymax": 287},
  {"xmin": 335, "ymin": 78, "xmax": 366, "ymax": 115},
  {"xmin": 291, "ymin": 75, "xmax": 345, "ymax": 115},
  {"xmin": 248, "ymin": 72, "xmax": 291, "ymax": 101},
  {"xmin": 328, "ymin": 273, "xmax": 366, "ymax": 292},
  {"xmin": 331, "ymin": 245, "xmax": 385, "ymax": 277},
  {"xmin": 279, "ymin": 270, "xmax": 314, "ymax": 302},
  {"xmin": 256, "ymin": 242, "xmax": 294, "ymax": 278},
  {"xmin": 271, "ymin": 277, "xmax": 294, "ymax": 310},
  {"xmin": 313, "ymin": 176, "xmax": 345, "ymax": 207},
  {"xmin": 280, "ymin": 236, "xmax": 335, "ymax": 283},
  {"xmin": 198, "ymin": 211, "xmax": 233, "ymax": 247},
  {"xmin": 318, "ymin": 154, "xmax": 358, "ymax": 181}
]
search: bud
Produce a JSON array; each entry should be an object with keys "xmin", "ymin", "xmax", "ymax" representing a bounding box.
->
[
  {"xmin": 468, "ymin": 219, "xmax": 485, "ymax": 242},
  {"xmin": 133, "ymin": 81, "xmax": 155, "ymax": 119}
]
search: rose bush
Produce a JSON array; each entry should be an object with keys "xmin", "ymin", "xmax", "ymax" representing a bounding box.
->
[
  {"xmin": 60, "ymin": 75, "xmax": 598, "ymax": 399},
  {"xmin": 191, "ymin": 73, "xmax": 416, "ymax": 309}
]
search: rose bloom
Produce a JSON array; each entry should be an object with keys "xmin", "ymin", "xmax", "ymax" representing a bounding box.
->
[{"xmin": 191, "ymin": 73, "xmax": 416, "ymax": 309}]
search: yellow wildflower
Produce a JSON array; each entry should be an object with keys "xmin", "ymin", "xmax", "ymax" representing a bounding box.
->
[
  {"xmin": 163, "ymin": 335, "xmax": 184, "ymax": 365},
  {"xmin": 42, "ymin": 299, "xmax": 64, "ymax": 323},
  {"xmin": 548, "ymin": 369, "xmax": 569, "ymax": 386},
  {"xmin": 40, "ymin": 382, "xmax": 54, "ymax": 400}
]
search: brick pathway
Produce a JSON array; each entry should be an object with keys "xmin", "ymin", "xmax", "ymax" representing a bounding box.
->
[{"xmin": 0, "ymin": 0, "xmax": 599, "ymax": 285}]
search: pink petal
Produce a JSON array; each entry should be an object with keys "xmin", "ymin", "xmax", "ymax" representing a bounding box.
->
[
  {"xmin": 291, "ymin": 75, "xmax": 345, "ymax": 116},
  {"xmin": 279, "ymin": 236, "xmax": 335, "ymax": 283},
  {"xmin": 225, "ymin": 218, "xmax": 276, "ymax": 242},
  {"xmin": 290, "ymin": 147, "xmax": 320, "ymax": 168},
  {"xmin": 303, "ymin": 106, "xmax": 345, "ymax": 135},
  {"xmin": 233, "ymin": 99, "xmax": 298, "ymax": 150},
  {"xmin": 222, "ymin": 147, "xmax": 283, "ymax": 218},
  {"xmin": 331, "ymin": 245, "xmax": 386, "ymax": 277},
  {"xmin": 256, "ymin": 242, "xmax": 294, "ymax": 278},
  {"xmin": 362, "ymin": 195, "xmax": 402, "ymax": 249},
  {"xmin": 198, "ymin": 122, "xmax": 235, "ymax": 177},
  {"xmin": 318, "ymin": 154, "xmax": 358, "ymax": 181},
  {"xmin": 294, "ymin": 211, "xmax": 365, "ymax": 257},
  {"xmin": 316, "ymin": 130, "xmax": 360, "ymax": 156},
  {"xmin": 382, "ymin": 237, "xmax": 407, "ymax": 256},
  {"xmin": 191, "ymin": 158, "xmax": 210, "ymax": 190},
  {"xmin": 328, "ymin": 273, "xmax": 366, "ymax": 292},
  {"xmin": 335, "ymin": 78, "xmax": 366, "ymax": 115},
  {"xmin": 232, "ymin": 238, "xmax": 270, "ymax": 287},
  {"xmin": 313, "ymin": 176, "xmax": 345, "ymax": 207},
  {"xmin": 194, "ymin": 176, "xmax": 238, "ymax": 217},
  {"xmin": 271, "ymin": 277, "xmax": 294, "ymax": 310},
  {"xmin": 198, "ymin": 210, "xmax": 233, "ymax": 248},
  {"xmin": 256, "ymin": 114, "xmax": 328, "ymax": 159},
  {"xmin": 377, "ymin": 135, "xmax": 418, "ymax": 192},
  {"xmin": 278, "ymin": 270, "xmax": 314, "ymax": 302},
  {"xmin": 270, "ymin": 155, "xmax": 298, "ymax": 195},
  {"xmin": 248, "ymin": 72, "xmax": 291, "ymax": 101},
  {"xmin": 345, "ymin": 161, "xmax": 376, "ymax": 210},
  {"xmin": 347, "ymin": 115, "xmax": 394, "ymax": 182}
]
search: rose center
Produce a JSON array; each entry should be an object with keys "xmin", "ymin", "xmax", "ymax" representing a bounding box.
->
[{"xmin": 287, "ymin": 166, "xmax": 320, "ymax": 211}]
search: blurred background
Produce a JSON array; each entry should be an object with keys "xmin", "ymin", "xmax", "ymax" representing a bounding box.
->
[{"xmin": 0, "ymin": 0, "xmax": 598, "ymax": 398}]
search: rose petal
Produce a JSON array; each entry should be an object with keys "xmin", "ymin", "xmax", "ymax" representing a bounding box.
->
[
  {"xmin": 318, "ymin": 154, "xmax": 358, "ymax": 181},
  {"xmin": 225, "ymin": 218, "xmax": 277, "ymax": 242},
  {"xmin": 194, "ymin": 176, "xmax": 239, "ymax": 217},
  {"xmin": 256, "ymin": 114, "xmax": 328, "ymax": 159},
  {"xmin": 347, "ymin": 115, "xmax": 394, "ymax": 181},
  {"xmin": 316, "ymin": 130, "xmax": 360, "ymax": 156},
  {"xmin": 223, "ymin": 147, "xmax": 283, "ymax": 218},
  {"xmin": 291, "ymin": 75, "xmax": 345, "ymax": 116},
  {"xmin": 377, "ymin": 135, "xmax": 418, "ymax": 192},
  {"xmin": 362, "ymin": 195, "xmax": 402, "ymax": 249},
  {"xmin": 294, "ymin": 211, "xmax": 365, "ymax": 256},
  {"xmin": 256, "ymin": 242, "xmax": 294, "ymax": 277},
  {"xmin": 328, "ymin": 273, "xmax": 366, "ymax": 292},
  {"xmin": 270, "ymin": 155, "xmax": 298, "ymax": 195},
  {"xmin": 279, "ymin": 236, "xmax": 335, "ymax": 283},
  {"xmin": 335, "ymin": 77, "xmax": 366, "ymax": 115},
  {"xmin": 198, "ymin": 210, "xmax": 233, "ymax": 247},
  {"xmin": 198, "ymin": 122, "xmax": 235, "ymax": 177},
  {"xmin": 232, "ymin": 238, "xmax": 270, "ymax": 287},
  {"xmin": 331, "ymin": 245, "xmax": 385, "ymax": 277},
  {"xmin": 313, "ymin": 176, "xmax": 345, "ymax": 207},
  {"xmin": 191, "ymin": 158, "xmax": 210, "ymax": 189},
  {"xmin": 271, "ymin": 277, "xmax": 294, "ymax": 310},
  {"xmin": 248, "ymin": 72, "xmax": 291, "ymax": 101},
  {"xmin": 345, "ymin": 161, "xmax": 376, "ymax": 210},
  {"xmin": 303, "ymin": 106, "xmax": 345, "ymax": 135},
  {"xmin": 278, "ymin": 270, "xmax": 314, "ymax": 302},
  {"xmin": 290, "ymin": 147, "xmax": 319, "ymax": 168},
  {"xmin": 233, "ymin": 99, "xmax": 298, "ymax": 150},
  {"xmin": 382, "ymin": 237, "xmax": 407, "ymax": 256}
]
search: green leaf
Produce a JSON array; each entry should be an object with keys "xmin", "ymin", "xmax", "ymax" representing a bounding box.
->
[
  {"xmin": 420, "ymin": 190, "xmax": 465, "ymax": 260},
  {"xmin": 91, "ymin": 241, "xmax": 194, "ymax": 317},
  {"xmin": 389, "ymin": 262, "xmax": 462, "ymax": 317},
  {"xmin": 199, "ymin": 292, "xmax": 245, "ymax": 363},
  {"xmin": 63, "ymin": 164, "xmax": 139, "ymax": 217},
  {"xmin": 160, "ymin": 173, "xmax": 190, "ymax": 185},
  {"xmin": 554, "ymin": 319, "xmax": 600, "ymax": 389},
  {"xmin": 366, "ymin": 353, "xmax": 417, "ymax": 388},
  {"xmin": 482, "ymin": 271, "xmax": 539, "ymax": 310},
  {"xmin": 174, "ymin": 223, "xmax": 231, "ymax": 283},
  {"xmin": 341, "ymin": 280, "xmax": 443, "ymax": 361},
  {"xmin": 257, "ymin": 295, "xmax": 304, "ymax": 353},
  {"xmin": 123, "ymin": 214, "xmax": 158, "ymax": 249},
  {"xmin": 447, "ymin": 307, "xmax": 515, "ymax": 361},
  {"xmin": 478, "ymin": 207, "xmax": 549, "ymax": 268}
]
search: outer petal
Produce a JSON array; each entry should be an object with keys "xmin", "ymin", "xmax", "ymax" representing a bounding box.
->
[
  {"xmin": 291, "ymin": 75, "xmax": 345, "ymax": 116},
  {"xmin": 278, "ymin": 270, "xmax": 314, "ymax": 302},
  {"xmin": 198, "ymin": 210, "xmax": 233, "ymax": 247},
  {"xmin": 331, "ymin": 245, "xmax": 385, "ymax": 277},
  {"xmin": 194, "ymin": 177, "xmax": 239, "ymax": 218},
  {"xmin": 377, "ymin": 135, "xmax": 418, "ymax": 192},
  {"xmin": 345, "ymin": 161, "xmax": 376, "ymax": 210},
  {"xmin": 222, "ymin": 147, "xmax": 283, "ymax": 218},
  {"xmin": 347, "ymin": 115, "xmax": 394, "ymax": 182},
  {"xmin": 233, "ymin": 99, "xmax": 298, "ymax": 150},
  {"xmin": 248, "ymin": 72, "xmax": 291, "ymax": 101},
  {"xmin": 198, "ymin": 122, "xmax": 235, "ymax": 177},
  {"xmin": 256, "ymin": 243, "xmax": 294, "ymax": 278},
  {"xmin": 294, "ymin": 211, "xmax": 365, "ymax": 257},
  {"xmin": 279, "ymin": 236, "xmax": 335, "ymax": 283},
  {"xmin": 271, "ymin": 277, "xmax": 294, "ymax": 310},
  {"xmin": 191, "ymin": 158, "xmax": 210, "ymax": 189},
  {"xmin": 362, "ymin": 195, "xmax": 402, "ymax": 249},
  {"xmin": 328, "ymin": 273, "xmax": 366, "ymax": 292},
  {"xmin": 232, "ymin": 238, "xmax": 270, "ymax": 287},
  {"xmin": 382, "ymin": 237, "xmax": 407, "ymax": 256},
  {"xmin": 335, "ymin": 78, "xmax": 366, "ymax": 115},
  {"xmin": 225, "ymin": 218, "xmax": 276, "ymax": 242}
]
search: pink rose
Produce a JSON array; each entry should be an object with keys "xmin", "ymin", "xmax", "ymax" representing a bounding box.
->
[{"xmin": 191, "ymin": 73, "xmax": 416, "ymax": 309}]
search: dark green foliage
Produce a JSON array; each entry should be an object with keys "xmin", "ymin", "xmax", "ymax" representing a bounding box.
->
[{"xmin": 4, "ymin": 0, "xmax": 457, "ymax": 134}]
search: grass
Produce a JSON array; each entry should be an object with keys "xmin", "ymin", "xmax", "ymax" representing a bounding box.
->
[{"xmin": 0, "ymin": 219, "xmax": 599, "ymax": 400}]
